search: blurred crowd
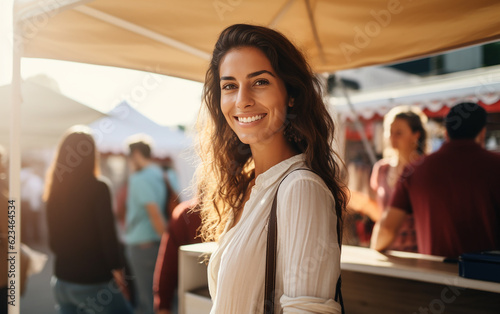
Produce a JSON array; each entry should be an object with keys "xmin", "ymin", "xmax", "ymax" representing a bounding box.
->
[
  {"xmin": 0, "ymin": 131, "xmax": 201, "ymax": 314},
  {"xmin": 348, "ymin": 102, "xmax": 500, "ymax": 259},
  {"xmin": 0, "ymin": 101, "xmax": 499, "ymax": 314}
]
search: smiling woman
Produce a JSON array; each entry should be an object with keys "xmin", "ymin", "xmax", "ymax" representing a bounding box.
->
[{"xmin": 195, "ymin": 24, "xmax": 348, "ymax": 314}]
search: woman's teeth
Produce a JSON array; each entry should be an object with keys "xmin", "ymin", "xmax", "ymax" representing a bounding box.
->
[{"xmin": 237, "ymin": 115, "xmax": 265, "ymax": 123}]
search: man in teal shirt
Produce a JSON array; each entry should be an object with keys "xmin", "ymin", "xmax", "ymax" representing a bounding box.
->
[{"xmin": 126, "ymin": 140, "xmax": 167, "ymax": 314}]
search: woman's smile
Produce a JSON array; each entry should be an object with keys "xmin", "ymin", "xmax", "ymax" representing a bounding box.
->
[{"xmin": 234, "ymin": 113, "xmax": 267, "ymax": 125}]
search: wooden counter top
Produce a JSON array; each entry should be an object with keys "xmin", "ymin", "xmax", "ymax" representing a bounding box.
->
[
  {"xmin": 341, "ymin": 245, "xmax": 500, "ymax": 293},
  {"xmin": 180, "ymin": 243, "xmax": 500, "ymax": 293}
]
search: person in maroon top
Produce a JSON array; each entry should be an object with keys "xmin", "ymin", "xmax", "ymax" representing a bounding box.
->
[
  {"xmin": 371, "ymin": 102, "xmax": 500, "ymax": 258},
  {"xmin": 153, "ymin": 198, "xmax": 201, "ymax": 314}
]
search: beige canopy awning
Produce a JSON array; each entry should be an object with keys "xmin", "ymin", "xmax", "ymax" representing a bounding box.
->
[
  {"xmin": 18, "ymin": 0, "xmax": 500, "ymax": 82},
  {"xmin": 0, "ymin": 80, "xmax": 105, "ymax": 151}
]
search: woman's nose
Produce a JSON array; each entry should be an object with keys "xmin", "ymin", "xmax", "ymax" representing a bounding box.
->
[{"xmin": 235, "ymin": 86, "xmax": 254, "ymax": 109}]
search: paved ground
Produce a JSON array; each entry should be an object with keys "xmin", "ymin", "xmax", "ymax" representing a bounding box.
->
[{"xmin": 20, "ymin": 241, "xmax": 57, "ymax": 313}]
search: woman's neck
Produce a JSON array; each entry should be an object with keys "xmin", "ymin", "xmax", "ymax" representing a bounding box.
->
[
  {"xmin": 397, "ymin": 149, "xmax": 419, "ymax": 167},
  {"xmin": 251, "ymin": 137, "xmax": 298, "ymax": 177}
]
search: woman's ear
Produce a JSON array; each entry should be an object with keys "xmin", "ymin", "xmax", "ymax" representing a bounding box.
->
[{"xmin": 288, "ymin": 98, "xmax": 294, "ymax": 107}]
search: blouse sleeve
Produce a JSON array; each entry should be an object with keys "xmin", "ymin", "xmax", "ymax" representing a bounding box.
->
[{"xmin": 276, "ymin": 174, "xmax": 342, "ymax": 314}]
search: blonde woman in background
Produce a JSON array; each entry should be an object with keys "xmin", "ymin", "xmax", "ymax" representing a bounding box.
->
[{"xmin": 350, "ymin": 106, "xmax": 428, "ymax": 252}]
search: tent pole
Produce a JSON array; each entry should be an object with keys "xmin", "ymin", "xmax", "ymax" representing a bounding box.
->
[
  {"xmin": 336, "ymin": 76, "xmax": 377, "ymax": 165},
  {"xmin": 8, "ymin": 14, "xmax": 22, "ymax": 314}
]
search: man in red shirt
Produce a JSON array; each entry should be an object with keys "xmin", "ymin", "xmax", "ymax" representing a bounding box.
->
[
  {"xmin": 371, "ymin": 102, "xmax": 500, "ymax": 258},
  {"xmin": 153, "ymin": 199, "xmax": 201, "ymax": 314}
]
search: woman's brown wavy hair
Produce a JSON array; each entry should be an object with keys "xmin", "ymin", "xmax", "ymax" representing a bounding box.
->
[
  {"xmin": 196, "ymin": 24, "xmax": 347, "ymax": 242},
  {"xmin": 43, "ymin": 125, "xmax": 100, "ymax": 202}
]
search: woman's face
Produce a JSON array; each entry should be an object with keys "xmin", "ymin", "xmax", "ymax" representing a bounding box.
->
[
  {"xmin": 219, "ymin": 46, "xmax": 290, "ymax": 147},
  {"xmin": 389, "ymin": 118, "xmax": 420, "ymax": 153}
]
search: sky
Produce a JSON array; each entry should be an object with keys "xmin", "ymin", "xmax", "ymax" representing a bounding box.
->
[{"xmin": 20, "ymin": 58, "xmax": 204, "ymax": 128}]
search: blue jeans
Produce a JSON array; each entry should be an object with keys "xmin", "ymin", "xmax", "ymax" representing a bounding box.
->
[
  {"xmin": 127, "ymin": 242, "xmax": 160, "ymax": 314},
  {"xmin": 51, "ymin": 276, "xmax": 133, "ymax": 314}
]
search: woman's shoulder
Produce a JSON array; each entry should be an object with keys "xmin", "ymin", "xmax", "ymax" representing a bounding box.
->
[
  {"xmin": 374, "ymin": 157, "xmax": 395, "ymax": 169},
  {"xmin": 94, "ymin": 176, "xmax": 112, "ymax": 193},
  {"xmin": 276, "ymin": 167, "xmax": 336, "ymax": 220},
  {"xmin": 279, "ymin": 167, "xmax": 331, "ymax": 198},
  {"xmin": 372, "ymin": 157, "xmax": 396, "ymax": 176},
  {"xmin": 282, "ymin": 167, "xmax": 322, "ymax": 182}
]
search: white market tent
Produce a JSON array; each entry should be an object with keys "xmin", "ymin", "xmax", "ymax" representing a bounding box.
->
[
  {"xmin": 0, "ymin": 79, "xmax": 105, "ymax": 150},
  {"xmin": 89, "ymin": 101, "xmax": 189, "ymax": 158},
  {"xmin": 88, "ymin": 101, "xmax": 195, "ymax": 200}
]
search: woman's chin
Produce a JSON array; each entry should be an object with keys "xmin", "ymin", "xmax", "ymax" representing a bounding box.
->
[{"xmin": 235, "ymin": 134, "xmax": 256, "ymax": 146}]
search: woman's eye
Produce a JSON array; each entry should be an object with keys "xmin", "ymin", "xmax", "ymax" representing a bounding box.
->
[
  {"xmin": 222, "ymin": 84, "xmax": 237, "ymax": 90},
  {"xmin": 254, "ymin": 79, "xmax": 269, "ymax": 86}
]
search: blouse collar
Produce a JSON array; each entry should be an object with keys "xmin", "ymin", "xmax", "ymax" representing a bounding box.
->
[
  {"xmin": 220, "ymin": 153, "xmax": 305, "ymax": 240},
  {"xmin": 254, "ymin": 153, "xmax": 306, "ymax": 189}
]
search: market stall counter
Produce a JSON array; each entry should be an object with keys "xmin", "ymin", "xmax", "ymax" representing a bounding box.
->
[{"xmin": 178, "ymin": 243, "xmax": 500, "ymax": 314}]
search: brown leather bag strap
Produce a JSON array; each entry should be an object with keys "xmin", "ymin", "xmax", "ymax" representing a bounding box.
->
[
  {"xmin": 264, "ymin": 185, "xmax": 279, "ymax": 314},
  {"xmin": 264, "ymin": 168, "xmax": 345, "ymax": 314},
  {"xmin": 263, "ymin": 168, "xmax": 308, "ymax": 313}
]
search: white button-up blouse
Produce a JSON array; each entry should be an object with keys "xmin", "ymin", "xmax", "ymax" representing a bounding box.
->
[{"xmin": 208, "ymin": 154, "xmax": 342, "ymax": 313}]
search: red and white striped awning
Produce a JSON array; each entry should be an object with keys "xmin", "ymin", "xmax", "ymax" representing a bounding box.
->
[{"xmin": 333, "ymin": 65, "xmax": 500, "ymax": 121}]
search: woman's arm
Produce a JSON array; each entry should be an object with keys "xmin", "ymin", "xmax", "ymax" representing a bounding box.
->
[
  {"xmin": 277, "ymin": 174, "xmax": 342, "ymax": 313},
  {"xmin": 371, "ymin": 207, "xmax": 407, "ymax": 252},
  {"xmin": 347, "ymin": 160, "xmax": 385, "ymax": 222},
  {"xmin": 145, "ymin": 202, "xmax": 167, "ymax": 236},
  {"xmin": 112, "ymin": 268, "xmax": 130, "ymax": 300},
  {"xmin": 153, "ymin": 228, "xmax": 177, "ymax": 312}
]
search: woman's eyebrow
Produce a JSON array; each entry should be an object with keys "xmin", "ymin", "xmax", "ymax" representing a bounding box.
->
[
  {"xmin": 220, "ymin": 75, "xmax": 235, "ymax": 81},
  {"xmin": 247, "ymin": 70, "xmax": 275, "ymax": 78},
  {"xmin": 220, "ymin": 70, "xmax": 275, "ymax": 81}
]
